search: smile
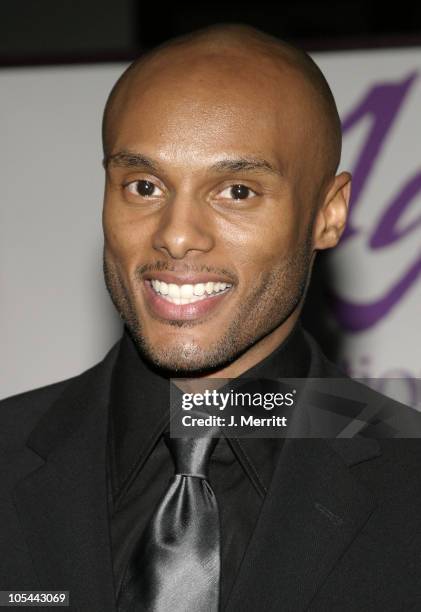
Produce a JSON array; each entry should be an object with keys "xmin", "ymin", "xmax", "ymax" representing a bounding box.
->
[
  {"xmin": 143, "ymin": 278, "xmax": 234, "ymax": 321},
  {"xmin": 150, "ymin": 279, "xmax": 232, "ymax": 304}
]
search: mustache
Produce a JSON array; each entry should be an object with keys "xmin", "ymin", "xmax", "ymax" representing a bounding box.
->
[{"xmin": 135, "ymin": 261, "xmax": 238, "ymax": 283}]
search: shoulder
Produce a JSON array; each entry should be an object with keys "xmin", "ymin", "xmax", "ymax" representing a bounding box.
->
[
  {"xmin": 302, "ymin": 327, "xmax": 421, "ymax": 440},
  {"xmin": 0, "ymin": 338, "xmax": 122, "ymax": 449},
  {"xmin": 0, "ymin": 378, "xmax": 75, "ymax": 451}
]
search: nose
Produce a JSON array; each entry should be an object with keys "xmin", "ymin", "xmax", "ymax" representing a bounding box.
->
[{"xmin": 152, "ymin": 193, "xmax": 215, "ymax": 259}]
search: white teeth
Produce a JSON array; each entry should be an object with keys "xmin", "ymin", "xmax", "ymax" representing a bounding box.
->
[
  {"xmin": 150, "ymin": 279, "xmax": 232, "ymax": 303},
  {"xmin": 194, "ymin": 283, "xmax": 205, "ymax": 296},
  {"xmin": 168, "ymin": 283, "xmax": 180, "ymax": 298},
  {"xmin": 180, "ymin": 284, "xmax": 193, "ymax": 298}
]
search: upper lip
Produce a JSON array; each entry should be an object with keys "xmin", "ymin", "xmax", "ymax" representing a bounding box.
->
[{"xmin": 143, "ymin": 272, "xmax": 234, "ymax": 285}]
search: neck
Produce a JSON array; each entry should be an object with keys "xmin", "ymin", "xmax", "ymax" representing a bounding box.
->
[{"xmin": 207, "ymin": 314, "xmax": 301, "ymax": 379}]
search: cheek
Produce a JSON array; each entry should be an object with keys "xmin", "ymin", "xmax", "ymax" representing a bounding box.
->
[
  {"xmin": 217, "ymin": 211, "xmax": 298, "ymax": 272},
  {"xmin": 103, "ymin": 202, "xmax": 151, "ymax": 267}
]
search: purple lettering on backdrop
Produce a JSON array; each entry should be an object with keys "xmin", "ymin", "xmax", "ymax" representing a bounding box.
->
[
  {"xmin": 328, "ymin": 72, "xmax": 421, "ymax": 331},
  {"xmin": 328, "ymin": 255, "xmax": 421, "ymax": 331},
  {"xmin": 370, "ymin": 171, "xmax": 421, "ymax": 247}
]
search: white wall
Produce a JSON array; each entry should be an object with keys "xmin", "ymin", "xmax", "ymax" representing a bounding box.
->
[{"xmin": 1, "ymin": 64, "xmax": 124, "ymax": 398}]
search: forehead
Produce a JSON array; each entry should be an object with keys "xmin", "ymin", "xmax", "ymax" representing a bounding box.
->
[{"xmin": 109, "ymin": 50, "xmax": 318, "ymax": 177}]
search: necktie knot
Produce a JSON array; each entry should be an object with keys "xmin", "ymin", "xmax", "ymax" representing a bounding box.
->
[{"xmin": 164, "ymin": 433, "xmax": 219, "ymax": 479}]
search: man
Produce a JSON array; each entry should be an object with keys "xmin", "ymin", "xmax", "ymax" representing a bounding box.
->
[{"xmin": 1, "ymin": 23, "xmax": 420, "ymax": 612}]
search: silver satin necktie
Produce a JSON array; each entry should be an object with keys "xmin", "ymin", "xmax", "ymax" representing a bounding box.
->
[{"xmin": 117, "ymin": 432, "xmax": 221, "ymax": 612}]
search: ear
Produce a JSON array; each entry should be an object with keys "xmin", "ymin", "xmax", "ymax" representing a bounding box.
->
[{"xmin": 313, "ymin": 171, "xmax": 352, "ymax": 250}]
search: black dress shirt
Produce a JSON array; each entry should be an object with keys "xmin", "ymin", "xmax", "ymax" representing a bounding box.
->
[{"xmin": 107, "ymin": 321, "xmax": 311, "ymax": 609}]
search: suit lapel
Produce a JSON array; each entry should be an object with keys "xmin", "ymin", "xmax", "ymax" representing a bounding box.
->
[
  {"xmin": 13, "ymin": 342, "xmax": 120, "ymax": 612},
  {"xmin": 225, "ymin": 331, "xmax": 381, "ymax": 612},
  {"xmin": 225, "ymin": 437, "xmax": 379, "ymax": 612}
]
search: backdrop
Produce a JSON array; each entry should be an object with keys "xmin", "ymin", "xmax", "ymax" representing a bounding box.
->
[{"xmin": 1, "ymin": 48, "xmax": 420, "ymax": 403}]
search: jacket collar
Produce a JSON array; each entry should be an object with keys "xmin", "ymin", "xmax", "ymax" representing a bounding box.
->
[{"xmin": 109, "ymin": 321, "xmax": 311, "ymax": 504}]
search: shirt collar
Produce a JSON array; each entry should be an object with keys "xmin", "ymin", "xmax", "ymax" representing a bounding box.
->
[{"xmin": 109, "ymin": 320, "xmax": 311, "ymax": 497}]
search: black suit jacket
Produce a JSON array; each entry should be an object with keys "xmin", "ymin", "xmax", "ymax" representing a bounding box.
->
[{"xmin": 1, "ymin": 330, "xmax": 421, "ymax": 611}]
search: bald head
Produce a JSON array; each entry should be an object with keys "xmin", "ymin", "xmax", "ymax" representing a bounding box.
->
[{"xmin": 102, "ymin": 23, "xmax": 342, "ymax": 198}]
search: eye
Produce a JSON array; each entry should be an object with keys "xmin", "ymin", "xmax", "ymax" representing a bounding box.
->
[
  {"xmin": 125, "ymin": 180, "xmax": 164, "ymax": 197},
  {"xmin": 219, "ymin": 184, "xmax": 257, "ymax": 200}
]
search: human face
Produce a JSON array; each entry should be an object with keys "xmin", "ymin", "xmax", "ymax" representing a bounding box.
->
[{"xmin": 102, "ymin": 56, "xmax": 317, "ymax": 375}]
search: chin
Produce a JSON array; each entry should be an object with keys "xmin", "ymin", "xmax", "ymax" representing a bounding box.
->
[{"xmin": 134, "ymin": 335, "xmax": 212, "ymax": 374}]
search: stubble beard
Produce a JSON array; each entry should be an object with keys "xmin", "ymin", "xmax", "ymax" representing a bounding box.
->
[{"xmin": 103, "ymin": 237, "xmax": 313, "ymax": 376}]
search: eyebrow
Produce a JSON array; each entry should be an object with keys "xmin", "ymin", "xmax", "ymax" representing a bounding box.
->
[{"xmin": 104, "ymin": 150, "xmax": 284, "ymax": 178}]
